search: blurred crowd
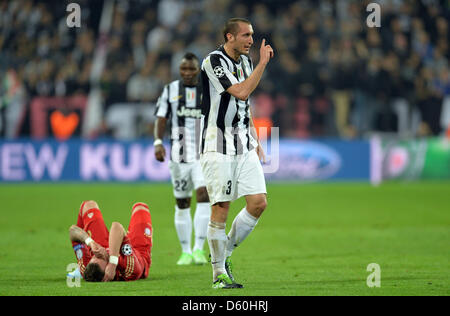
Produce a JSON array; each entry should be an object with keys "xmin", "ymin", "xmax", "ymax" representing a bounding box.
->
[{"xmin": 1, "ymin": 0, "xmax": 449, "ymax": 139}]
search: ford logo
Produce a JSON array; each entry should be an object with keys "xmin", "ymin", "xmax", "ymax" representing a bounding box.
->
[{"xmin": 269, "ymin": 141, "xmax": 342, "ymax": 180}]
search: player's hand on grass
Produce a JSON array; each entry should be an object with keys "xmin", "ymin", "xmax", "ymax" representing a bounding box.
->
[
  {"xmin": 103, "ymin": 263, "xmax": 117, "ymax": 282},
  {"xmin": 154, "ymin": 144, "xmax": 166, "ymax": 162},
  {"xmin": 259, "ymin": 39, "xmax": 274, "ymax": 65}
]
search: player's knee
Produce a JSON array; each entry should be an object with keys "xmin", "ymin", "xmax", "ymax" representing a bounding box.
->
[
  {"xmin": 176, "ymin": 198, "xmax": 190, "ymax": 209},
  {"xmin": 81, "ymin": 200, "xmax": 99, "ymax": 216},
  {"xmin": 111, "ymin": 221, "xmax": 124, "ymax": 231},
  {"xmin": 132, "ymin": 202, "xmax": 150, "ymax": 215},
  {"xmin": 196, "ymin": 187, "xmax": 209, "ymax": 203}
]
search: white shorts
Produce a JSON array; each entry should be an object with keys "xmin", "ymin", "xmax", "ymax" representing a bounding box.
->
[
  {"xmin": 200, "ymin": 149, "xmax": 267, "ymax": 205},
  {"xmin": 168, "ymin": 160, "xmax": 206, "ymax": 199}
]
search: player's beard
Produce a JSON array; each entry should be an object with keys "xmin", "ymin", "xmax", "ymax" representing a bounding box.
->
[
  {"xmin": 240, "ymin": 44, "xmax": 251, "ymax": 55},
  {"xmin": 234, "ymin": 45, "xmax": 249, "ymax": 57}
]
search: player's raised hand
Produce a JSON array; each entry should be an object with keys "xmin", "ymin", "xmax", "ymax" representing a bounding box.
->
[{"xmin": 259, "ymin": 38, "xmax": 274, "ymax": 65}]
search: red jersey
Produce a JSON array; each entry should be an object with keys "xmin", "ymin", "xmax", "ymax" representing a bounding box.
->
[
  {"xmin": 113, "ymin": 235, "xmax": 149, "ymax": 281},
  {"xmin": 74, "ymin": 234, "xmax": 151, "ymax": 281}
]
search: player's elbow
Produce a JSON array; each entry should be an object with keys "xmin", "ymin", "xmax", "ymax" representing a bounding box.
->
[
  {"xmin": 227, "ymin": 84, "xmax": 250, "ymax": 101},
  {"xmin": 111, "ymin": 222, "xmax": 124, "ymax": 230},
  {"xmin": 236, "ymin": 92, "xmax": 249, "ymax": 101},
  {"xmin": 69, "ymin": 225, "xmax": 78, "ymax": 234},
  {"xmin": 234, "ymin": 88, "xmax": 250, "ymax": 101},
  {"xmin": 111, "ymin": 222, "xmax": 125, "ymax": 235}
]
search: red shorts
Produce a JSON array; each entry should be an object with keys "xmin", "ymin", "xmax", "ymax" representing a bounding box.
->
[
  {"xmin": 126, "ymin": 203, "xmax": 153, "ymax": 275},
  {"xmin": 75, "ymin": 202, "xmax": 109, "ymax": 248}
]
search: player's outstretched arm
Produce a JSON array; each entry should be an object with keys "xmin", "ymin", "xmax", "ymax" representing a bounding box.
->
[
  {"xmin": 103, "ymin": 222, "xmax": 126, "ymax": 282},
  {"xmin": 226, "ymin": 39, "xmax": 274, "ymax": 101}
]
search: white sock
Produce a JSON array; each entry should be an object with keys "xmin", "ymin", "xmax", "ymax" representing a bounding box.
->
[
  {"xmin": 174, "ymin": 205, "xmax": 192, "ymax": 254},
  {"xmin": 193, "ymin": 202, "xmax": 211, "ymax": 251},
  {"xmin": 225, "ymin": 207, "xmax": 258, "ymax": 258},
  {"xmin": 207, "ymin": 220, "xmax": 227, "ymax": 280}
]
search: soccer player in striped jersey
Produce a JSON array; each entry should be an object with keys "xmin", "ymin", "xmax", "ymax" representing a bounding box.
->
[
  {"xmin": 154, "ymin": 53, "xmax": 211, "ymax": 266},
  {"xmin": 200, "ymin": 18, "xmax": 274, "ymax": 289}
]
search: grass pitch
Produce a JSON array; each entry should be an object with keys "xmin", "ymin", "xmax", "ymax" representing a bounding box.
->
[{"xmin": 0, "ymin": 181, "xmax": 448, "ymax": 296}]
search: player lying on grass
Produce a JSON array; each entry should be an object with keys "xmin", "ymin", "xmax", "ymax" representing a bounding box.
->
[{"xmin": 69, "ymin": 200, "xmax": 153, "ymax": 282}]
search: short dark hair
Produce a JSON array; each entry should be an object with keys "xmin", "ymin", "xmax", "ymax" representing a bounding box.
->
[
  {"xmin": 84, "ymin": 262, "xmax": 105, "ymax": 282},
  {"xmin": 222, "ymin": 18, "xmax": 251, "ymax": 42},
  {"xmin": 182, "ymin": 52, "xmax": 199, "ymax": 62}
]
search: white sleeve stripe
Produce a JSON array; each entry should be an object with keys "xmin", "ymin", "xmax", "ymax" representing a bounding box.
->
[{"xmin": 155, "ymin": 85, "xmax": 170, "ymax": 118}]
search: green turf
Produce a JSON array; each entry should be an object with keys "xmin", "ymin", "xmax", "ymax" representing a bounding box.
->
[{"xmin": 0, "ymin": 182, "xmax": 449, "ymax": 296}]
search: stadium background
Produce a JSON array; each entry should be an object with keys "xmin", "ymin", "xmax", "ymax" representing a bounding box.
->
[{"xmin": 0, "ymin": 0, "xmax": 449, "ymax": 296}]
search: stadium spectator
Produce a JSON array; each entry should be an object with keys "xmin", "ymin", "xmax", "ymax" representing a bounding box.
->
[
  {"xmin": 1, "ymin": 0, "xmax": 449, "ymax": 139},
  {"xmin": 127, "ymin": 60, "xmax": 162, "ymax": 102}
]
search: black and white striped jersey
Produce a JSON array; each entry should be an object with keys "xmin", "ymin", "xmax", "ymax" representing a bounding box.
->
[
  {"xmin": 155, "ymin": 80, "xmax": 202, "ymax": 163},
  {"xmin": 200, "ymin": 45, "xmax": 258, "ymax": 156}
]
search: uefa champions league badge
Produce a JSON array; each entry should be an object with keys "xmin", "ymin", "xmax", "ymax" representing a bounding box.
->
[
  {"xmin": 213, "ymin": 66, "xmax": 225, "ymax": 78},
  {"xmin": 121, "ymin": 244, "xmax": 133, "ymax": 256}
]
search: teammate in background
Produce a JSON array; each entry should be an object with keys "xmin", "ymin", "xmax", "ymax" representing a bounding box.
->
[
  {"xmin": 69, "ymin": 200, "xmax": 153, "ymax": 282},
  {"xmin": 154, "ymin": 52, "xmax": 210, "ymax": 265},
  {"xmin": 200, "ymin": 18, "xmax": 274, "ymax": 288}
]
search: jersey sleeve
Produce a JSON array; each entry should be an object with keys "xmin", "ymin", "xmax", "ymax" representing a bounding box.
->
[
  {"xmin": 72, "ymin": 243, "xmax": 92, "ymax": 277},
  {"xmin": 202, "ymin": 54, "xmax": 239, "ymax": 94},
  {"xmin": 114, "ymin": 237, "xmax": 145, "ymax": 281},
  {"xmin": 154, "ymin": 84, "xmax": 171, "ymax": 118}
]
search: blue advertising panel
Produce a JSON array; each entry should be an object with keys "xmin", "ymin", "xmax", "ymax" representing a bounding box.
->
[
  {"xmin": 0, "ymin": 139, "xmax": 370, "ymax": 182},
  {"xmin": 263, "ymin": 139, "xmax": 370, "ymax": 181},
  {"xmin": 0, "ymin": 139, "xmax": 168, "ymax": 182}
]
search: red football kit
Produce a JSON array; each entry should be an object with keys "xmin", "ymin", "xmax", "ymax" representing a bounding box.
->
[{"xmin": 71, "ymin": 202, "xmax": 153, "ymax": 281}]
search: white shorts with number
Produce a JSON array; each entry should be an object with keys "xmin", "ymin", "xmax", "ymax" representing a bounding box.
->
[
  {"xmin": 168, "ymin": 160, "xmax": 206, "ymax": 199},
  {"xmin": 200, "ymin": 149, "xmax": 267, "ymax": 205}
]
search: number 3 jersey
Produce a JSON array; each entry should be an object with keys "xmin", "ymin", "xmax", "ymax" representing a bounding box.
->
[{"xmin": 155, "ymin": 80, "xmax": 202, "ymax": 163}]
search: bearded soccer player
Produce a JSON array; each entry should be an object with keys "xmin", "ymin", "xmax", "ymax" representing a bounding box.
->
[
  {"xmin": 154, "ymin": 52, "xmax": 210, "ymax": 265},
  {"xmin": 69, "ymin": 200, "xmax": 153, "ymax": 282},
  {"xmin": 200, "ymin": 18, "xmax": 274, "ymax": 289}
]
